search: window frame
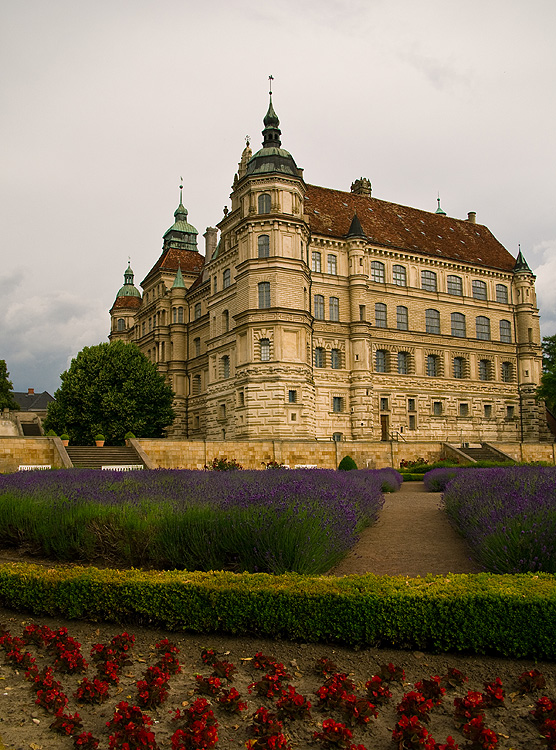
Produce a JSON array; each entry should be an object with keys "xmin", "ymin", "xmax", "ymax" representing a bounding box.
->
[
  {"xmin": 397, "ymin": 351, "xmax": 409, "ymax": 374},
  {"xmin": 426, "ymin": 354, "xmax": 439, "ymax": 377},
  {"xmin": 375, "ymin": 302, "xmax": 387, "ymax": 328},
  {"xmin": 375, "ymin": 349, "xmax": 388, "ymax": 373},
  {"xmin": 496, "ymin": 284, "xmax": 509, "ymax": 304},
  {"xmin": 314, "ymin": 347, "xmax": 325, "ymax": 368},
  {"xmin": 453, "ymin": 357, "xmax": 465, "ymax": 379},
  {"xmin": 314, "ymin": 294, "xmax": 325, "ymax": 320},
  {"xmin": 476, "ymin": 316, "xmax": 491, "ymax": 340},
  {"xmin": 392, "ymin": 264, "xmax": 407, "ymax": 286},
  {"xmin": 500, "ymin": 319, "xmax": 512, "ymax": 343},
  {"xmin": 425, "ymin": 308, "xmax": 440, "ymax": 334},
  {"xmin": 258, "ymin": 234, "xmax": 270, "ymax": 258},
  {"xmin": 421, "ymin": 269, "xmax": 437, "ymax": 292},
  {"xmin": 332, "ymin": 396, "xmax": 344, "ymax": 413},
  {"xmin": 260, "ymin": 338, "xmax": 270, "ymax": 362},
  {"xmin": 258, "ymin": 282, "xmax": 271, "ymax": 309},
  {"xmin": 329, "ymin": 296, "xmax": 339, "ymax": 322},
  {"xmin": 258, "ymin": 193, "xmax": 271, "ymax": 214},
  {"xmin": 447, "ymin": 275, "xmax": 463, "ymax": 296},
  {"xmin": 194, "ymin": 303, "xmax": 201, "ymax": 320},
  {"xmin": 451, "ymin": 312, "xmax": 466, "ymax": 338},
  {"xmin": 327, "ymin": 254, "xmax": 337, "ymax": 275},
  {"xmin": 472, "ymin": 279, "xmax": 488, "ymax": 300},
  {"xmin": 311, "ymin": 251, "xmax": 322, "ymax": 273},
  {"xmin": 371, "ymin": 261, "xmax": 385, "ymax": 283},
  {"xmin": 396, "ymin": 305, "xmax": 408, "ymax": 331},
  {"xmin": 330, "ymin": 348, "xmax": 341, "ymax": 369}
]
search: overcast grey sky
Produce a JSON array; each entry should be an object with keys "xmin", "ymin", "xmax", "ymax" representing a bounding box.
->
[{"xmin": 1, "ymin": 0, "xmax": 555, "ymax": 394}]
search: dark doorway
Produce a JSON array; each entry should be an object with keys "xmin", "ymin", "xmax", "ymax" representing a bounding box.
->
[{"xmin": 381, "ymin": 414, "xmax": 389, "ymax": 441}]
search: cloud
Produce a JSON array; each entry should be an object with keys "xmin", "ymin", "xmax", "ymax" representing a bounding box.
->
[
  {"xmin": 0, "ymin": 269, "xmax": 108, "ymax": 393},
  {"xmin": 531, "ymin": 239, "xmax": 556, "ymax": 337}
]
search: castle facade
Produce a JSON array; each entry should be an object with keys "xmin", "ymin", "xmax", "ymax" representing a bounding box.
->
[{"xmin": 110, "ymin": 97, "xmax": 549, "ymax": 444}]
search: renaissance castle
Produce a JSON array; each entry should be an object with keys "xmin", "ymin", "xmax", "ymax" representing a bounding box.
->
[{"xmin": 110, "ymin": 94, "xmax": 549, "ymax": 445}]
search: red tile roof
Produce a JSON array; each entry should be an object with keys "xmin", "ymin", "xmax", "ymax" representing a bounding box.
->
[
  {"xmin": 110, "ymin": 296, "xmax": 142, "ymax": 311},
  {"xmin": 304, "ymin": 184, "xmax": 516, "ymax": 272},
  {"xmin": 142, "ymin": 248, "xmax": 205, "ymax": 285}
]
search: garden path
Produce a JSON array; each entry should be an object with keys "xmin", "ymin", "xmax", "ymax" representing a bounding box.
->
[{"xmin": 330, "ymin": 481, "xmax": 481, "ymax": 577}]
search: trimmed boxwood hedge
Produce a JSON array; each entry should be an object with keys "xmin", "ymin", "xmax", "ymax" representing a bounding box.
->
[{"xmin": 1, "ymin": 563, "xmax": 555, "ymax": 659}]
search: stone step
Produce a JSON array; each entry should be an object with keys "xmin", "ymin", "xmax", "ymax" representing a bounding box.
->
[{"xmin": 66, "ymin": 446, "xmax": 144, "ymax": 469}]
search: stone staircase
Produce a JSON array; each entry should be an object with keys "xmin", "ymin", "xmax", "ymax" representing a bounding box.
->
[
  {"xmin": 65, "ymin": 445, "xmax": 145, "ymax": 469},
  {"xmin": 457, "ymin": 443, "xmax": 514, "ymax": 463}
]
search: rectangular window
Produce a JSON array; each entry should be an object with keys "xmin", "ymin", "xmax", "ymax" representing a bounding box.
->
[
  {"xmin": 397, "ymin": 351, "xmax": 409, "ymax": 374},
  {"xmin": 314, "ymin": 294, "xmax": 324, "ymax": 319},
  {"xmin": 472, "ymin": 280, "xmax": 488, "ymax": 300},
  {"xmin": 380, "ymin": 397, "xmax": 389, "ymax": 411},
  {"xmin": 330, "ymin": 349, "xmax": 341, "ymax": 369},
  {"xmin": 194, "ymin": 338, "xmax": 201, "ymax": 357},
  {"xmin": 484, "ymin": 404, "xmax": 492, "ymax": 418},
  {"xmin": 371, "ymin": 261, "xmax": 385, "ymax": 283},
  {"xmin": 238, "ymin": 391, "xmax": 245, "ymax": 407},
  {"xmin": 421, "ymin": 269, "xmax": 437, "ymax": 292},
  {"xmin": 194, "ymin": 303, "xmax": 202, "ymax": 320},
  {"xmin": 426, "ymin": 354, "xmax": 438, "ymax": 377},
  {"xmin": 327, "ymin": 254, "xmax": 337, "ymax": 275},
  {"xmin": 408, "ymin": 398, "xmax": 416, "ymax": 412},
  {"xmin": 459, "ymin": 402, "xmax": 469, "ymax": 417},
  {"xmin": 496, "ymin": 284, "xmax": 509, "ymax": 303},
  {"xmin": 476, "ymin": 316, "xmax": 491, "ymax": 340},
  {"xmin": 213, "ymin": 276, "xmax": 217, "ymax": 294},
  {"xmin": 433, "ymin": 401, "xmax": 442, "ymax": 416},
  {"xmin": 223, "ymin": 269, "xmax": 231, "ymax": 288},
  {"xmin": 288, "ymin": 389, "xmax": 297, "ymax": 403},
  {"xmin": 329, "ymin": 297, "xmax": 339, "ymax": 321},
  {"xmin": 396, "ymin": 306, "xmax": 408, "ymax": 331},
  {"xmin": 375, "ymin": 303, "xmax": 387, "ymax": 328},
  {"xmin": 506, "ymin": 405, "xmax": 515, "ymax": 419},
  {"xmin": 258, "ymin": 282, "xmax": 270, "ymax": 309},
  {"xmin": 447, "ymin": 275, "xmax": 463, "ymax": 296},
  {"xmin": 425, "ymin": 309, "xmax": 440, "ymax": 334},
  {"xmin": 359, "ymin": 305, "xmax": 366, "ymax": 322},
  {"xmin": 332, "ymin": 396, "xmax": 344, "ymax": 412},
  {"xmin": 314, "ymin": 347, "xmax": 325, "ymax": 368},
  {"xmin": 451, "ymin": 313, "xmax": 466, "ymax": 338},
  {"xmin": 311, "ymin": 251, "xmax": 321, "ymax": 272},
  {"xmin": 392, "ymin": 265, "xmax": 406, "ymax": 286},
  {"xmin": 408, "ymin": 414, "xmax": 416, "ymax": 430},
  {"xmin": 500, "ymin": 320, "xmax": 512, "ymax": 343},
  {"xmin": 375, "ymin": 350, "xmax": 387, "ymax": 373}
]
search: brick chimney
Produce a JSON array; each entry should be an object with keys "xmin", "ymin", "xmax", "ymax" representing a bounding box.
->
[
  {"xmin": 28, "ymin": 388, "xmax": 35, "ymax": 395},
  {"xmin": 467, "ymin": 211, "xmax": 476, "ymax": 223},
  {"xmin": 204, "ymin": 227, "xmax": 218, "ymax": 258}
]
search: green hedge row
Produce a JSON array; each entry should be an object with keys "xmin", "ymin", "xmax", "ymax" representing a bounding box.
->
[{"xmin": 1, "ymin": 563, "xmax": 555, "ymax": 659}]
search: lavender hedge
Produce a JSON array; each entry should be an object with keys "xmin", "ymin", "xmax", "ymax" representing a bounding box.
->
[
  {"xmin": 442, "ymin": 466, "xmax": 556, "ymax": 573},
  {"xmin": 377, "ymin": 467, "xmax": 403, "ymax": 492},
  {"xmin": 423, "ymin": 467, "xmax": 461, "ymax": 491},
  {"xmin": 0, "ymin": 469, "xmax": 384, "ymax": 575}
]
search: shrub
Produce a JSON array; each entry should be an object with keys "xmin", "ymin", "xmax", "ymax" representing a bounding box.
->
[
  {"xmin": 423, "ymin": 468, "xmax": 460, "ymax": 492},
  {"xmin": 124, "ymin": 432, "xmax": 136, "ymax": 440},
  {"xmin": 377, "ymin": 468, "xmax": 403, "ymax": 492},
  {"xmin": 46, "ymin": 430, "xmax": 57, "ymax": 437},
  {"xmin": 338, "ymin": 456, "xmax": 357, "ymax": 471},
  {"xmin": 205, "ymin": 457, "xmax": 243, "ymax": 471}
]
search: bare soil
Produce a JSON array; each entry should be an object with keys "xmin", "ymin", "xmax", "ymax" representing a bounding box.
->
[{"xmin": 0, "ymin": 483, "xmax": 551, "ymax": 749}]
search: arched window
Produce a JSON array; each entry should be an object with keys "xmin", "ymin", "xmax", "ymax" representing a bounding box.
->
[
  {"xmin": 260, "ymin": 339, "xmax": 270, "ymax": 361},
  {"xmin": 221, "ymin": 355, "xmax": 230, "ymax": 379},
  {"xmin": 329, "ymin": 297, "xmax": 339, "ymax": 321},
  {"xmin": 476, "ymin": 316, "xmax": 491, "ymax": 340},
  {"xmin": 258, "ymin": 235, "xmax": 270, "ymax": 258},
  {"xmin": 472, "ymin": 280, "xmax": 488, "ymax": 300},
  {"xmin": 330, "ymin": 349, "xmax": 341, "ymax": 369},
  {"xmin": 172, "ymin": 307, "xmax": 177, "ymax": 323},
  {"xmin": 192, "ymin": 374, "xmax": 201, "ymax": 395},
  {"xmin": 447, "ymin": 275, "xmax": 463, "ymax": 296},
  {"xmin": 425, "ymin": 308, "xmax": 440, "ymax": 334},
  {"xmin": 371, "ymin": 261, "xmax": 385, "ymax": 283},
  {"xmin": 117, "ymin": 318, "xmax": 125, "ymax": 331},
  {"xmin": 194, "ymin": 303, "xmax": 202, "ymax": 320},
  {"xmin": 375, "ymin": 303, "xmax": 387, "ymax": 328},
  {"xmin": 396, "ymin": 306, "xmax": 408, "ymax": 330},
  {"xmin": 451, "ymin": 312, "xmax": 466, "ymax": 338},
  {"xmin": 426, "ymin": 354, "xmax": 439, "ymax": 377},
  {"xmin": 222, "ymin": 310, "xmax": 229, "ymax": 332},
  {"xmin": 258, "ymin": 282, "xmax": 270, "ymax": 308},
  {"xmin": 453, "ymin": 357, "xmax": 465, "ymax": 379},
  {"xmin": 314, "ymin": 294, "xmax": 324, "ymax": 319},
  {"xmin": 177, "ymin": 307, "xmax": 184, "ymax": 323},
  {"xmin": 375, "ymin": 350, "xmax": 388, "ymax": 373},
  {"xmin": 501, "ymin": 361, "xmax": 514, "ymax": 382},
  {"xmin": 314, "ymin": 347, "xmax": 325, "ymax": 368},
  {"xmin": 421, "ymin": 270, "xmax": 437, "ymax": 292},
  {"xmin": 496, "ymin": 284, "xmax": 509, "ymax": 303},
  {"xmin": 311, "ymin": 251, "xmax": 321, "ymax": 272},
  {"xmin": 223, "ymin": 268, "xmax": 231, "ymax": 288},
  {"xmin": 479, "ymin": 359, "xmax": 491, "ymax": 381},
  {"xmin": 392, "ymin": 265, "xmax": 406, "ymax": 286},
  {"xmin": 397, "ymin": 352, "xmax": 409, "ymax": 374},
  {"xmin": 500, "ymin": 319, "xmax": 512, "ymax": 343},
  {"xmin": 258, "ymin": 193, "xmax": 271, "ymax": 214},
  {"xmin": 327, "ymin": 254, "xmax": 337, "ymax": 275}
]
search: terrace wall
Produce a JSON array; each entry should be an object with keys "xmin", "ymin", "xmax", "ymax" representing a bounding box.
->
[
  {"xmin": 0, "ymin": 437, "xmax": 62, "ymax": 473},
  {"xmin": 1, "ymin": 438, "xmax": 554, "ymax": 473}
]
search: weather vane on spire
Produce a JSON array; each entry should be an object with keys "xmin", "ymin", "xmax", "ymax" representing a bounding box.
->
[
  {"xmin": 269, "ymin": 74, "xmax": 274, "ymax": 97},
  {"xmin": 179, "ymin": 176, "xmax": 183, "ymax": 204}
]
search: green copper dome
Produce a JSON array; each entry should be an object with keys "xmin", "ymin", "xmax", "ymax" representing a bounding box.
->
[
  {"xmin": 246, "ymin": 95, "xmax": 299, "ymax": 177},
  {"xmin": 116, "ymin": 263, "xmax": 141, "ymax": 298},
  {"xmin": 164, "ymin": 202, "xmax": 198, "ymax": 238}
]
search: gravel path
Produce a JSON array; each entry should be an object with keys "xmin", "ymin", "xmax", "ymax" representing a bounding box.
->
[{"xmin": 331, "ymin": 481, "xmax": 481, "ymax": 577}]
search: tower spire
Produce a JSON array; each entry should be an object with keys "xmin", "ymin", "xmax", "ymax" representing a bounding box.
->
[
  {"xmin": 262, "ymin": 75, "xmax": 281, "ymax": 147},
  {"xmin": 435, "ymin": 194, "xmax": 446, "ymax": 215}
]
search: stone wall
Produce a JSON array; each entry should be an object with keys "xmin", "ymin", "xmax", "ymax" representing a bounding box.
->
[{"xmin": 0, "ymin": 437, "xmax": 60, "ymax": 473}]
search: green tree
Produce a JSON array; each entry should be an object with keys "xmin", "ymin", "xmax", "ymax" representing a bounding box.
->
[
  {"xmin": 538, "ymin": 334, "xmax": 556, "ymax": 413},
  {"xmin": 0, "ymin": 360, "xmax": 19, "ymax": 410},
  {"xmin": 44, "ymin": 341, "xmax": 175, "ymax": 445}
]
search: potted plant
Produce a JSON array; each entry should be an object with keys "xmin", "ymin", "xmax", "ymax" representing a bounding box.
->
[
  {"xmin": 60, "ymin": 433, "xmax": 70, "ymax": 447},
  {"xmin": 94, "ymin": 434, "xmax": 105, "ymax": 447}
]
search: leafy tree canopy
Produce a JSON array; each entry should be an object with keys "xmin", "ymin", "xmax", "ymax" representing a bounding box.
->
[
  {"xmin": 0, "ymin": 360, "xmax": 19, "ymax": 410},
  {"xmin": 538, "ymin": 334, "xmax": 556, "ymax": 413},
  {"xmin": 44, "ymin": 341, "xmax": 175, "ymax": 445}
]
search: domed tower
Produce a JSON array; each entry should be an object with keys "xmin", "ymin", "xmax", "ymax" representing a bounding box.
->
[
  {"xmin": 512, "ymin": 248, "xmax": 548, "ymax": 441},
  {"xmin": 206, "ymin": 84, "xmax": 314, "ymax": 440},
  {"xmin": 109, "ymin": 262, "xmax": 142, "ymax": 341}
]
